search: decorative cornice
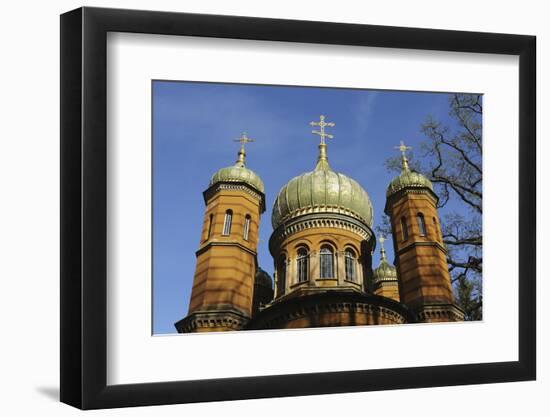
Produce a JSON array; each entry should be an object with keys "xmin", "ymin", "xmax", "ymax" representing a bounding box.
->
[
  {"xmin": 203, "ymin": 181, "xmax": 266, "ymax": 213},
  {"xmin": 415, "ymin": 304, "xmax": 465, "ymax": 322},
  {"xmin": 247, "ymin": 292, "xmax": 414, "ymax": 329},
  {"xmin": 175, "ymin": 308, "xmax": 250, "ymax": 333},
  {"xmin": 374, "ymin": 279, "xmax": 399, "ymax": 287},
  {"xmin": 269, "ymin": 212, "xmax": 374, "ymax": 256},
  {"xmin": 395, "ymin": 240, "xmax": 447, "ymax": 256},
  {"xmin": 196, "ymin": 240, "xmax": 258, "ymax": 257},
  {"xmin": 384, "ymin": 187, "xmax": 438, "ymax": 215}
]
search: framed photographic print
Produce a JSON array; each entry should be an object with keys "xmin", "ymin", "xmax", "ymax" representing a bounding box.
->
[{"xmin": 60, "ymin": 6, "xmax": 536, "ymax": 410}]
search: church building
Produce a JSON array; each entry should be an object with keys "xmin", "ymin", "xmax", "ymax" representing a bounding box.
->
[{"xmin": 175, "ymin": 116, "xmax": 464, "ymax": 333}]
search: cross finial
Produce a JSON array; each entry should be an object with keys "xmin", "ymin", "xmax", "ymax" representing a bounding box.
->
[
  {"xmin": 234, "ymin": 132, "xmax": 254, "ymax": 151},
  {"xmin": 393, "ymin": 140, "xmax": 412, "ymax": 171},
  {"xmin": 310, "ymin": 115, "xmax": 335, "ymax": 170},
  {"xmin": 233, "ymin": 132, "xmax": 255, "ymax": 166},
  {"xmin": 310, "ymin": 115, "xmax": 335, "ymax": 145},
  {"xmin": 379, "ymin": 235, "xmax": 387, "ymax": 261}
]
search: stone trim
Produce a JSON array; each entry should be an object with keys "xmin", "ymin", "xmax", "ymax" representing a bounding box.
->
[
  {"xmin": 384, "ymin": 187, "xmax": 438, "ymax": 215},
  {"xmin": 253, "ymin": 301, "xmax": 406, "ymax": 329},
  {"xmin": 415, "ymin": 304, "xmax": 465, "ymax": 322},
  {"xmin": 269, "ymin": 212, "xmax": 374, "ymax": 256},
  {"xmin": 196, "ymin": 240, "xmax": 258, "ymax": 257},
  {"xmin": 203, "ymin": 182, "xmax": 265, "ymax": 212},
  {"xmin": 175, "ymin": 309, "xmax": 250, "ymax": 333},
  {"xmin": 373, "ymin": 279, "xmax": 399, "ymax": 288},
  {"xmin": 395, "ymin": 240, "xmax": 448, "ymax": 256},
  {"xmin": 247, "ymin": 292, "xmax": 414, "ymax": 329}
]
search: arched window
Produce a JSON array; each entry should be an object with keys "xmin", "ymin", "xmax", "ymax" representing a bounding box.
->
[
  {"xmin": 296, "ymin": 247, "xmax": 309, "ymax": 283},
  {"xmin": 345, "ymin": 249, "xmax": 357, "ymax": 282},
  {"xmin": 401, "ymin": 217, "xmax": 409, "ymax": 241},
  {"xmin": 206, "ymin": 214, "xmax": 213, "ymax": 240},
  {"xmin": 222, "ymin": 210, "xmax": 232, "ymax": 236},
  {"xmin": 277, "ymin": 255, "xmax": 287, "ymax": 296},
  {"xmin": 417, "ymin": 213, "xmax": 426, "ymax": 236},
  {"xmin": 320, "ymin": 245, "xmax": 334, "ymax": 278},
  {"xmin": 243, "ymin": 214, "xmax": 251, "ymax": 241}
]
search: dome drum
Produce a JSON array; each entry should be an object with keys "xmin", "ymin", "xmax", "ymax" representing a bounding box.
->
[{"xmin": 269, "ymin": 211, "xmax": 375, "ymax": 258}]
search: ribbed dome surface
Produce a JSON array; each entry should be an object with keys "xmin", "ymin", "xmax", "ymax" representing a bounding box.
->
[
  {"xmin": 386, "ymin": 170, "xmax": 433, "ymax": 198},
  {"xmin": 210, "ymin": 164, "xmax": 264, "ymax": 193},
  {"xmin": 271, "ymin": 166, "xmax": 373, "ymax": 229},
  {"xmin": 373, "ymin": 259, "xmax": 398, "ymax": 283}
]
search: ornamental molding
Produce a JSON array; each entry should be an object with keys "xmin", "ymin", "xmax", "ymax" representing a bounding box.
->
[
  {"xmin": 196, "ymin": 240, "xmax": 257, "ymax": 257},
  {"xmin": 269, "ymin": 212, "xmax": 374, "ymax": 256},
  {"xmin": 415, "ymin": 304, "xmax": 465, "ymax": 322},
  {"xmin": 175, "ymin": 309, "xmax": 250, "ymax": 333},
  {"xmin": 275, "ymin": 205, "xmax": 371, "ymax": 231},
  {"xmin": 384, "ymin": 187, "xmax": 439, "ymax": 214},
  {"xmin": 373, "ymin": 277, "xmax": 399, "ymax": 286},
  {"xmin": 203, "ymin": 181, "xmax": 266, "ymax": 212},
  {"xmin": 251, "ymin": 300, "xmax": 407, "ymax": 329},
  {"xmin": 395, "ymin": 240, "xmax": 448, "ymax": 256}
]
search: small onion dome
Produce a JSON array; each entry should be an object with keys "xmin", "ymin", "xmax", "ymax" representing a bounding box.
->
[
  {"xmin": 209, "ymin": 135, "xmax": 264, "ymax": 193},
  {"xmin": 386, "ymin": 170, "xmax": 433, "ymax": 198},
  {"xmin": 373, "ymin": 235, "xmax": 397, "ymax": 284},
  {"xmin": 255, "ymin": 267, "xmax": 273, "ymax": 289},
  {"xmin": 373, "ymin": 259, "xmax": 398, "ymax": 283},
  {"xmin": 386, "ymin": 140, "xmax": 433, "ymax": 198},
  {"xmin": 271, "ymin": 142, "xmax": 373, "ymax": 229}
]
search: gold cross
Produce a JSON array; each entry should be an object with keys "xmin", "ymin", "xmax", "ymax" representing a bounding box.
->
[
  {"xmin": 310, "ymin": 115, "xmax": 335, "ymax": 145},
  {"xmin": 394, "ymin": 140, "xmax": 412, "ymax": 158},
  {"xmin": 393, "ymin": 140, "xmax": 412, "ymax": 170},
  {"xmin": 233, "ymin": 132, "xmax": 254, "ymax": 152}
]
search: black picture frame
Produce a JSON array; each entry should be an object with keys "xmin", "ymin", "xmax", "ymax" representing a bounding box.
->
[{"xmin": 60, "ymin": 6, "xmax": 536, "ymax": 410}]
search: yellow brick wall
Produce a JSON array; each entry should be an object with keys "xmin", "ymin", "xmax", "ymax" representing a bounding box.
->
[
  {"xmin": 388, "ymin": 192, "xmax": 454, "ymax": 311},
  {"xmin": 188, "ymin": 187, "xmax": 262, "ymax": 320}
]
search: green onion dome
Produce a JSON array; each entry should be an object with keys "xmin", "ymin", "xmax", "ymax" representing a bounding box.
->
[
  {"xmin": 373, "ymin": 259, "xmax": 398, "ymax": 283},
  {"xmin": 386, "ymin": 170, "xmax": 433, "ymax": 198},
  {"xmin": 372, "ymin": 237, "xmax": 398, "ymax": 284},
  {"xmin": 271, "ymin": 142, "xmax": 373, "ymax": 229},
  {"xmin": 386, "ymin": 143, "xmax": 433, "ymax": 198},
  {"xmin": 210, "ymin": 144, "xmax": 264, "ymax": 193}
]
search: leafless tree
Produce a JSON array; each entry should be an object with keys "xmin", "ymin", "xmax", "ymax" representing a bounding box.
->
[{"xmin": 379, "ymin": 93, "xmax": 483, "ymax": 320}]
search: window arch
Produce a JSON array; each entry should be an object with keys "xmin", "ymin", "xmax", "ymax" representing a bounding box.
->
[
  {"xmin": 206, "ymin": 213, "xmax": 214, "ymax": 240},
  {"xmin": 222, "ymin": 209, "xmax": 233, "ymax": 236},
  {"xmin": 277, "ymin": 255, "xmax": 287, "ymax": 296},
  {"xmin": 243, "ymin": 214, "xmax": 251, "ymax": 241},
  {"xmin": 344, "ymin": 249, "xmax": 357, "ymax": 282},
  {"xmin": 401, "ymin": 217, "xmax": 409, "ymax": 241},
  {"xmin": 320, "ymin": 245, "xmax": 335, "ymax": 278},
  {"xmin": 417, "ymin": 213, "xmax": 427, "ymax": 237},
  {"xmin": 296, "ymin": 247, "xmax": 309, "ymax": 283}
]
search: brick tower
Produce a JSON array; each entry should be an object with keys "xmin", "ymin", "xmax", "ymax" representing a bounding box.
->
[
  {"xmin": 175, "ymin": 134, "xmax": 265, "ymax": 332},
  {"xmin": 384, "ymin": 141, "xmax": 463, "ymax": 323}
]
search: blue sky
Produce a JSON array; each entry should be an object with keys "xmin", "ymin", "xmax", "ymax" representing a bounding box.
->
[{"xmin": 153, "ymin": 80, "xmax": 460, "ymax": 335}]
